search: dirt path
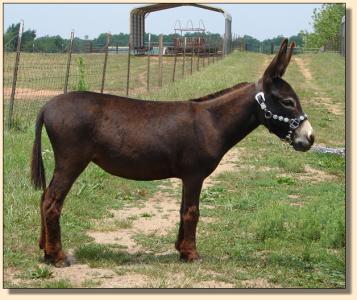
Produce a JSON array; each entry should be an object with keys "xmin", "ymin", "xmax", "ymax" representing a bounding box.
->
[
  {"xmin": 3, "ymin": 87, "xmax": 60, "ymax": 99},
  {"xmin": 294, "ymin": 57, "xmax": 313, "ymax": 81},
  {"xmin": 293, "ymin": 57, "xmax": 343, "ymax": 116},
  {"xmin": 50, "ymin": 147, "xmax": 240, "ymax": 288}
]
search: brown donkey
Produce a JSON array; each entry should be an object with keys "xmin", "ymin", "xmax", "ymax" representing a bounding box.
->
[{"xmin": 31, "ymin": 39, "xmax": 314, "ymax": 267}]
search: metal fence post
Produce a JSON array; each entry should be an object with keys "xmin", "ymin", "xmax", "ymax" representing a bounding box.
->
[
  {"xmin": 172, "ymin": 46, "xmax": 177, "ymax": 82},
  {"xmin": 63, "ymin": 31, "xmax": 74, "ymax": 94},
  {"xmin": 207, "ymin": 37, "xmax": 211, "ymax": 66},
  {"xmin": 158, "ymin": 34, "xmax": 163, "ymax": 87},
  {"xmin": 126, "ymin": 39, "xmax": 131, "ymax": 96},
  {"xmin": 7, "ymin": 20, "xmax": 24, "ymax": 129},
  {"xmin": 147, "ymin": 33, "xmax": 151, "ymax": 91},
  {"xmin": 100, "ymin": 33, "xmax": 110, "ymax": 93},
  {"xmin": 182, "ymin": 37, "xmax": 187, "ymax": 78},
  {"xmin": 197, "ymin": 37, "xmax": 200, "ymax": 71},
  {"xmin": 190, "ymin": 40, "xmax": 194, "ymax": 75}
]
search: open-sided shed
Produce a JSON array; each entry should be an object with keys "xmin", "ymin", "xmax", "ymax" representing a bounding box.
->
[{"xmin": 130, "ymin": 3, "xmax": 232, "ymax": 55}]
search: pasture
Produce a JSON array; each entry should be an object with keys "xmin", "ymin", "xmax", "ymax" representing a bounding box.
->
[{"xmin": 3, "ymin": 51, "xmax": 345, "ymax": 288}]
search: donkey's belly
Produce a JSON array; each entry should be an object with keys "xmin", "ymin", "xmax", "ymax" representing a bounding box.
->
[{"xmin": 92, "ymin": 150, "xmax": 174, "ymax": 180}]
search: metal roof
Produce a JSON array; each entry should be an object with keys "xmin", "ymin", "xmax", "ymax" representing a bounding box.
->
[
  {"xmin": 130, "ymin": 3, "xmax": 231, "ymax": 21},
  {"xmin": 130, "ymin": 3, "xmax": 232, "ymax": 54}
]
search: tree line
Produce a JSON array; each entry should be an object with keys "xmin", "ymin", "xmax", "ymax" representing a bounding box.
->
[
  {"xmin": 3, "ymin": 25, "xmax": 302, "ymax": 53},
  {"xmin": 3, "ymin": 26, "xmax": 224, "ymax": 53}
]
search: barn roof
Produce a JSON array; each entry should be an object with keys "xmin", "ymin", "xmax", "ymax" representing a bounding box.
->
[
  {"xmin": 130, "ymin": 3, "xmax": 231, "ymax": 20},
  {"xmin": 130, "ymin": 3, "xmax": 232, "ymax": 54}
]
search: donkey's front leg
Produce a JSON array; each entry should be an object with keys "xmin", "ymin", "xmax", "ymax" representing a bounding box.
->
[{"xmin": 175, "ymin": 177, "xmax": 203, "ymax": 261}]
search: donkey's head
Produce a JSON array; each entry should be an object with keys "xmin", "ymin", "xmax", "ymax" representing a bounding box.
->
[{"xmin": 256, "ymin": 39, "xmax": 314, "ymax": 151}]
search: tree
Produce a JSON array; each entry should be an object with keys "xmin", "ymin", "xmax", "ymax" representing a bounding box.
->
[
  {"xmin": 305, "ymin": 4, "xmax": 345, "ymax": 48},
  {"xmin": 4, "ymin": 23, "xmax": 36, "ymax": 51},
  {"xmin": 34, "ymin": 35, "xmax": 64, "ymax": 53}
]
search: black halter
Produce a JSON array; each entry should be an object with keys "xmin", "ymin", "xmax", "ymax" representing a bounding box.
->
[{"xmin": 254, "ymin": 91, "xmax": 308, "ymax": 144}]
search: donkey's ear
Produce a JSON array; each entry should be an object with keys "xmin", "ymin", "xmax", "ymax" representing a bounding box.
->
[
  {"xmin": 262, "ymin": 39, "xmax": 288, "ymax": 90},
  {"xmin": 280, "ymin": 41, "xmax": 296, "ymax": 77}
]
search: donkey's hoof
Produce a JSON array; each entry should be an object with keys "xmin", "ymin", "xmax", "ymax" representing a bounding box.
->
[
  {"xmin": 180, "ymin": 252, "xmax": 202, "ymax": 262},
  {"xmin": 54, "ymin": 256, "xmax": 71, "ymax": 268}
]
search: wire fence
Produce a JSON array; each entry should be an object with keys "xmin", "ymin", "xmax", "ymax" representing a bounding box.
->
[{"xmin": 4, "ymin": 25, "xmax": 225, "ymax": 130}]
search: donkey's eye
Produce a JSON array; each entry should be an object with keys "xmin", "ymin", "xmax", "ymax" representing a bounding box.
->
[{"xmin": 281, "ymin": 98, "xmax": 295, "ymax": 108}]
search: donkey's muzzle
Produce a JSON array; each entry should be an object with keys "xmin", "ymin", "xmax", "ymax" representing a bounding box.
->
[{"xmin": 292, "ymin": 120, "xmax": 314, "ymax": 152}]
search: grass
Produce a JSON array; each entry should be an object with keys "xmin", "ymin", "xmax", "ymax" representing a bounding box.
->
[
  {"xmin": 3, "ymin": 51, "xmax": 345, "ymax": 288},
  {"xmin": 3, "ymin": 52, "xmax": 213, "ymax": 100}
]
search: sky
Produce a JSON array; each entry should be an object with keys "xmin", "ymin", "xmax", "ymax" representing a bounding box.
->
[{"xmin": 3, "ymin": 3, "xmax": 322, "ymax": 40}]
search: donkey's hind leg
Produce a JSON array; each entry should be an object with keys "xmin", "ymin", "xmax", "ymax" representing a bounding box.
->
[
  {"xmin": 39, "ymin": 190, "xmax": 47, "ymax": 250},
  {"xmin": 41, "ymin": 159, "xmax": 89, "ymax": 267}
]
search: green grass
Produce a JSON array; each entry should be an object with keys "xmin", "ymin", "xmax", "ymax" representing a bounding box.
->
[{"xmin": 3, "ymin": 51, "xmax": 345, "ymax": 288}]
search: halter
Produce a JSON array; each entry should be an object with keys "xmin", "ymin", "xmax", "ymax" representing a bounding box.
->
[{"xmin": 254, "ymin": 91, "xmax": 308, "ymax": 144}]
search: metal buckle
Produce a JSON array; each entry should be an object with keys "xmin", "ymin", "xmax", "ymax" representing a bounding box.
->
[
  {"xmin": 289, "ymin": 119, "xmax": 300, "ymax": 129},
  {"xmin": 255, "ymin": 92, "xmax": 265, "ymax": 105}
]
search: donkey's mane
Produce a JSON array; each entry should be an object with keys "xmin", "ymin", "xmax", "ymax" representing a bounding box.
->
[{"xmin": 189, "ymin": 82, "xmax": 251, "ymax": 102}]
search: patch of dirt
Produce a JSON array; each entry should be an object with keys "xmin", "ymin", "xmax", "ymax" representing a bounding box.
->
[
  {"xmin": 88, "ymin": 230, "xmax": 141, "ymax": 254},
  {"xmin": 200, "ymin": 216, "xmax": 217, "ymax": 224},
  {"xmin": 278, "ymin": 165, "xmax": 338, "ymax": 184},
  {"xmin": 300, "ymin": 165, "xmax": 338, "ymax": 182},
  {"xmin": 99, "ymin": 273, "xmax": 151, "ymax": 288},
  {"xmin": 52, "ymin": 263, "xmax": 152, "ymax": 288},
  {"xmin": 3, "ymin": 87, "xmax": 60, "ymax": 99},
  {"xmin": 288, "ymin": 194, "xmax": 301, "ymax": 199},
  {"xmin": 88, "ymin": 191, "xmax": 180, "ymax": 252},
  {"xmin": 241, "ymin": 278, "xmax": 281, "ymax": 288},
  {"xmin": 315, "ymin": 96, "xmax": 344, "ymax": 116},
  {"xmin": 3, "ymin": 268, "xmax": 30, "ymax": 287},
  {"xmin": 192, "ymin": 280, "xmax": 234, "ymax": 288},
  {"xmin": 294, "ymin": 57, "xmax": 313, "ymax": 81}
]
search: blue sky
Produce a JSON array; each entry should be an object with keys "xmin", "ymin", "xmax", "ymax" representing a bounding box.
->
[{"xmin": 3, "ymin": 3, "xmax": 322, "ymax": 40}]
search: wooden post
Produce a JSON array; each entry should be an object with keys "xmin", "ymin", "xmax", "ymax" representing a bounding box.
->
[
  {"xmin": 271, "ymin": 42, "xmax": 274, "ymax": 54},
  {"xmin": 64, "ymin": 31, "xmax": 74, "ymax": 94},
  {"xmin": 126, "ymin": 39, "xmax": 131, "ymax": 96},
  {"xmin": 146, "ymin": 33, "xmax": 151, "ymax": 92},
  {"xmin": 182, "ymin": 37, "xmax": 187, "ymax": 78},
  {"xmin": 100, "ymin": 33, "xmax": 110, "ymax": 93},
  {"xmin": 7, "ymin": 20, "xmax": 24, "ymax": 129},
  {"xmin": 158, "ymin": 34, "xmax": 163, "ymax": 87}
]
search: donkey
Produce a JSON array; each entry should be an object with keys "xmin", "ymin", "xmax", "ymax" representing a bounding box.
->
[{"xmin": 31, "ymin": 39, "xmax": 314, "ymax": 267}]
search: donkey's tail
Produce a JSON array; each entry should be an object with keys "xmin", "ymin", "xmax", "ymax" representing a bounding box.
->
[{"xmin": 31, "ymin": 108, "xmax": 46, "ymax": 190}]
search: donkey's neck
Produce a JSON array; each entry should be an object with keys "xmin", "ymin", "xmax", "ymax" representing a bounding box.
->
[{"xmin": 203, "ymin": 83, "xmax": 260, "ymax": 152}]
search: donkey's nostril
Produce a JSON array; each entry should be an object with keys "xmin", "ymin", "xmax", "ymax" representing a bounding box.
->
[{"xmin": 308, "ymin": 133, "xmax": 315, "ymax": 145}]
